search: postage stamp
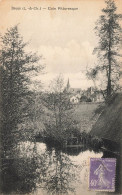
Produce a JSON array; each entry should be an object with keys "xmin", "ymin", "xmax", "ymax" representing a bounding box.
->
[{"xmin": 89, "ymin": 158, "xmax": 116, "ymax": 192}]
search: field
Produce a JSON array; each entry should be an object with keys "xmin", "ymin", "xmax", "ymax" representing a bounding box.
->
[{"xmin": 73, "ymin": 103, "xmax": 101, "ymax": 133}]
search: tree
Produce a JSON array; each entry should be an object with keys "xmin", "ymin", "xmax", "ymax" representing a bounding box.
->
[
  {"xmin": 43, "ymin": 75, "xmax": 79, "ymax": 145},
  {"xmin": 86, "ymin": 66, "xmax": 99, "ymax": 89},
  {"xmin": 91, "ymin": 0, "xmax": 122, "ymax": 97},
  {"xmin": 18, "ymin": 80, "xmax": 46, "ymax": 142},
  {"xmin": 0, "ymin": 25, "xmax": 43, "ymax": 156}
]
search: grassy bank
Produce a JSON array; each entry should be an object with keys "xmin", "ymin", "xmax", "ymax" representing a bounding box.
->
[
  {"xmin": 73, "ymin": 103, "xmax": 101, "ymax": 133},
  {"xmin": 91, "ymin": 93, "xmax": 122, "ymax": 143}
]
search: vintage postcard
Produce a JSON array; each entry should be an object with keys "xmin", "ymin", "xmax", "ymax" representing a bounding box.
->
[{"xmin": 0, "ymin": 0, "xmax": 121, "ymax": 195}]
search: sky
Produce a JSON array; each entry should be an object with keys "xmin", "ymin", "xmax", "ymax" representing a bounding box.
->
[{"xmin": 0, "ymin": 0, "xmax": 121, "ymax": 90}]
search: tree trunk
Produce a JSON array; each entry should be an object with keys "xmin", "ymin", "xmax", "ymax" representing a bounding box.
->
[
  {"xmin": 107, "ymin": 57, "xmax": 111, "ymax": 96},
  {"xmin": 107, "ymin": 19, "xmax": 112, "ymax": 97}
]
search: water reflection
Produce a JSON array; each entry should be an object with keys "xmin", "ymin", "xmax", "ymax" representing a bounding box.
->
[
  {"xmin": 1, "ymin": 157, "xmax": 38, "ymax": 194},
  {"xmin": 39, "ymin": 149, "xmax": 81, "ymax": 195},
  {"xmin": 2, "ymin": 141, "xmax": 117, "ymax": 195}
]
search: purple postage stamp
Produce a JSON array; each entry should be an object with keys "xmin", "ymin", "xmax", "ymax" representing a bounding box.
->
[{"xmin": 89, "ymin": 158, "xmax": 116, "ymax": 192}]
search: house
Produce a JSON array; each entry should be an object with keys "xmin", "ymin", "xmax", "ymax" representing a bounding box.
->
[
  {"xmin": 65, "ymin": 79, "xmax": 104, "ymax": 103},
  {"xmin": 91, "ymin": 91, "xmax": 104, "ymax": 102},
  {"xmin": 64, "ymin": 79, "xmax": 82, "ymax": 104},
  {"xmin": 70, "ymin": 96, "xmax": 79, "ymax": 104}
]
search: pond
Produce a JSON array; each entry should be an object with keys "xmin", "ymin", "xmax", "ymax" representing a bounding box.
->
[{"xmin": 1, "ymin": 141, "xmax": 120, "ymax": 195}]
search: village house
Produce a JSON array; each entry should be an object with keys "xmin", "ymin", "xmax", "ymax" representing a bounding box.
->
[
  {"xmin": 70, "ymin": 96, "xmax": 79, "ymax": 104},
  {"xmin": 92, "ymin": 91, "xmax": 104, "ymax": 102},
  {"xmin": 64, "ymin": 79, "xmax": 104, "ymax": 104}
]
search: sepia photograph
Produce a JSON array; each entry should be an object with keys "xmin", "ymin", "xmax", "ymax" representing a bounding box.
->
[{"xmin": 0, "ymin": 0, "xmax": 122, "ymax": 194}]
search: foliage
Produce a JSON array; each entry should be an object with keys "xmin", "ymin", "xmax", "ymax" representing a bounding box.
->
[
  {"xmin": 87, "ymin": 0, "xmax": 122, "ymax": 98},
  {"xmin": 0, "ymin": 25, "xmax": 43, "ymax": 155},
  {"xmin": 43, "ymin": 75, "xmax": 80, "ymax": 145}
]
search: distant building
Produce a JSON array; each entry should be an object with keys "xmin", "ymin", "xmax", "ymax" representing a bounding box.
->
[
  {"xmin": 70, "ymin": 96, "xmax": 79, "ymax": 104},
  {"xmin": 82, "ymin": 87, "xmax": 104, "ymax": 103},
  {"xmin": 64, "ymin": 79, "xmax": 104, "ymax": 103},
  {"xmin": 64, "ymin": 78, "xmax": 70, "ymax": 93},
  {"xmin": 92, "ymin": 91, "xmax": 104, "ymax": 102},
  {"xmin": 70, "ymin": 88, "xmax": 82, "ymax": 94},
  {"xmin": 64, "ymin": 79, "xmax": 82, "ymax": 93}
]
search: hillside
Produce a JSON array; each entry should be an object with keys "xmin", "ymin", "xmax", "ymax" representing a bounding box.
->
[
  {"xmin": 73, "ymin": 103, "xmax": 100, "ymax": 133},
  {"xmin": 90, "ymin": 93, "xmax": 122, "ymax": 143}
]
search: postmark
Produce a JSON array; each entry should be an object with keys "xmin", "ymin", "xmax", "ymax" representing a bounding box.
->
[{"xmin": 89, "ymin": 158, "xmax": 116, "ymax": 192}]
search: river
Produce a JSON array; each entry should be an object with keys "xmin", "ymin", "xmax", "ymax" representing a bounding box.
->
[{"xmin": 1, "ymin": 141, "xmax": 121, "ymax": 195}]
